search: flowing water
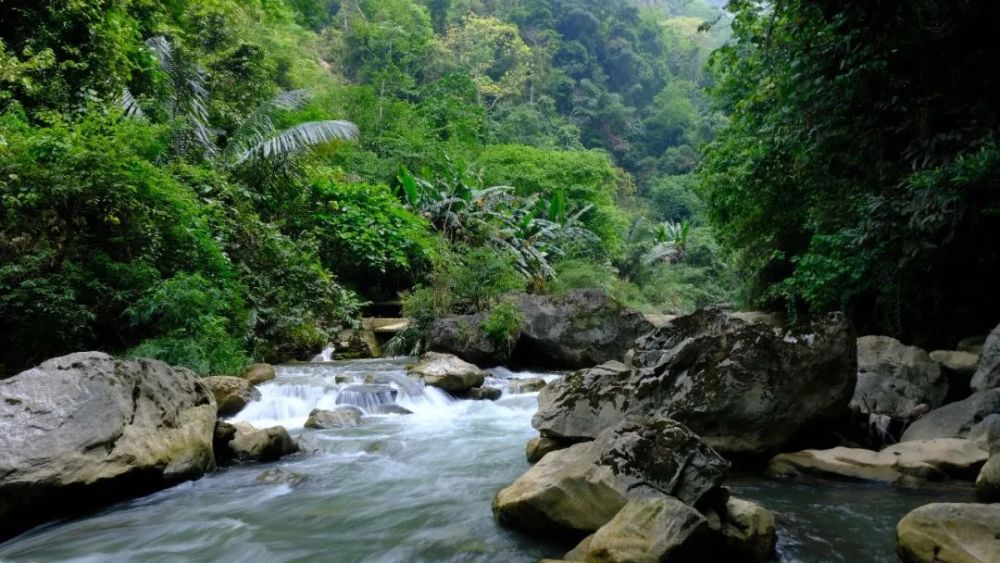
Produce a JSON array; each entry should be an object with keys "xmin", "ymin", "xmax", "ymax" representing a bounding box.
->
[{"xmin": 0, "ymin": 359, "xmax": 976, "ymax": 562}]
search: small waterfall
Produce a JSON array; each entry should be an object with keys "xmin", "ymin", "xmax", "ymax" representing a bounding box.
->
[
  {"xmin": 336, "ymin": 385, "xmax": 398, "ymax": 410},
  {"xmin": 312, "ymin": 346, "xmax": 336, "ymax": 362},
  {"xmin": 868, "ymin": 413, "xmax": 895, "ymax": 445}
]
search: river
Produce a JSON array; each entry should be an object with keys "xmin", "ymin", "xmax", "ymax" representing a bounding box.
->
[{"xmin": 0, "ymin": 358, "xmax": 974, "ymax": 562}]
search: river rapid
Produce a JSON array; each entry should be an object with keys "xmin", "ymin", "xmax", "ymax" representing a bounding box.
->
[{"xmin": 0, "ymin": 358, "xmax": 974, "ymax": 562}]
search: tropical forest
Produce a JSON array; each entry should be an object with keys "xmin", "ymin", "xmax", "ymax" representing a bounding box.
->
[{"xmin": 1, "ymin": 1, "xmax": 999, "ymax": 561}]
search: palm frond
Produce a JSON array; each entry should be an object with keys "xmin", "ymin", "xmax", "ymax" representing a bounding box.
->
[
  {"xmin": 118, "ymin": 89, "xmax": 146, "ymax": 119},
  {"xmin": 234, "ymin": 120, "xmax": 358, "ymax": 164}
]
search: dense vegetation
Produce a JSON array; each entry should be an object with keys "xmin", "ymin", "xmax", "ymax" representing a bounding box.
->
[
  {"xmin": 3, "ymin": 0, "xmax": 993, "ymax": 375},
  {"xmin": 700, "ymin": 0, "xmax": 1000, "ymax": 346},
  {"xmin": 0, "ymin": 0, "xmax": 732, "ymax": 375}
]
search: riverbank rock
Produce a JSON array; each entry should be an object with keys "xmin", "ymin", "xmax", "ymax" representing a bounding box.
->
[
  {"xmin": 217, "ymin": 422, "xmax": 296, "ymax": 463},
  {"xmin": 468, "ymin": 386, "xmax": 502, "ymax": 401},
  {"xmin": 526, "ymin": 436, "xmax": 566, "ymax": 463},
  {"xmin": 243, "ymin": 363, "xmax": 276, "ymax": 385},
  {"xmin": 202, "ymin": 375, "xmax": 261, "ymax": 417},
  {"xmin": 492, "ymin": 418, "xmax": 729, "ymax": 536},
  {"xmin": 0, "ymin": 352, "xmax": 217, "ymax": 540},
  {"xmin": 409, "ymin": 352, "xmax": 485, "ymax": 393},
  {"xmin": 976, "ymin": 455, "xmax": 1000, "ymax": 502},
  {"xmin": 428, "ymin": 289, "xmax": 653, "ymax": 368},
  {"xmin": 900, "ymin": 389, "xmax": 1000, "ymax": 442},
  {"xmin": 704, "ymin": 497, "xmax": 778, "ymax": 562},
  {"xmin": 852, "ymin": 336, "xmax": 947, "ymax": 419},
  {"xmin": 508, "ymin": 377, "xmax": 547, "ymax": 394},
  {"xmin": 896, "ymin": 503, "xmax": 1000, "ymax": 562},
  {"xmin": 580, "ymin": 497, "xmax": 708, "ymax": 562},
  {"xmin": 971, "ymin": 324, "xmax": 1000, "ymax": 392},
  {"xmin": 768, "ymin": 439, "xmax": 988, "ymax": 485},
  {"xmin": 533, "ymin": 309, "xmax": 856, "ymax": 458},
  {"xmin": 305, "ymin": 406, "xmax": 363, "ymax": 429}
]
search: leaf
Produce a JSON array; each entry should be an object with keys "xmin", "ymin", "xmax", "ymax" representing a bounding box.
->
[{"xmin": 235, "ymin": 120, "xmax": 359, "ymax": 164}]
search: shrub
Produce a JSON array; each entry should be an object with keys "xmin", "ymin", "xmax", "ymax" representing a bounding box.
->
[{"xmin": 482, "ymin": 300, "xmax": 523, "ymax": 359}]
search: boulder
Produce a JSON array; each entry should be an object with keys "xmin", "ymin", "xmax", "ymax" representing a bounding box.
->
[
  {"xmin": 202, "ymin": 375, "xmax": 261, "ymax": 417},
  {"xmin": 703, "ymin": 497, "xmax": 778, "ymax": 562},
  {"xmin": 971, "ymin": 324, "xmax": 1000, "ymax": 392},
  {"xmin": 900, "ymin": 389, "xmax": 1000, "ymax": 442},
  {"xmin": 295, "ymin": 431, "xmax": 323, "ymax": 455},
  {"xmin": 896, "ymin": 503, "xmax": 1000, "ymax": 563},
  {"xmin": 224, "ymin": 422, "xmax": 297, "ymax": 462},
  {"xmin": 852, "ymin": 336, "xmax": 947, "ymax": 419},
  {"xmin": 508, "ymin": 378, "xmax": 547, "ymax": 394},
  {"xmin": 408, "ymin": 352, "xmax": 485, "ymax": 394},
  {"xmin": 533, "ymin": 309, "xmax": 856, "ymax": 458},
  {"xmin": 492, "ymin": 418, "xmax": 729, "ymax": 536},
  {"xmin": 969, "ymin": 415, "xmax": 1000, "ymax": 454},
  {"xmin": 582, "ymin": 497, "xmax": 708, "ymax": 563},
  {"xmin": 243, "ymin": 363, "xmax": 276, "ymax": 385},
  {"xmin": 256, "ymin": 468, "xmax": 306, "ymax": 487},
  {"xmin": 429, "ymin": 289, "xmax": 654, "ymax": 369},
  {"xmin": 304, "ymin": 406, "xmax": 363, "ymax": 429},
  {"xmin": 526, "ymin": 436, "xmax": 566, "ymax": 463},
  {"xmin": 958, "ymin": 336, "xmax": 987, "ymax": 355},
  {"xmin": 468, "ymin": 386, "xmax": 502, "ymax": 401},
  {"xmin": 367, "ymin": 403, "xmax": 414, "ymax": 415},
  {"xmin": 976, "ymin": 455, "xmax": 1000, "ymax": 502},
  {"xmin": 0, "ymin": 352, "xmax": 217, "ymax": 540},
  {"xmin": 931, "ymin": 350, "xmax": 981, "ymax": 376},
  {"xmin": 768, "ymin": 439, "xmax": 988, "ymax": 485}
]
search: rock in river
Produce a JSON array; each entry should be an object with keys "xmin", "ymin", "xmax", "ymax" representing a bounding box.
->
[
  {"xmin": 896, "ymin": 503, "xmax": 1000, "ymax": 563},
  {"xmin": 533, "ymin": 309, "xmax": 857, "ymax": 458},
  {"xmin": 202, "ymin": 375, "xmax": 261, "ymax": 417},
  {"xmin": 215, "ymin": 421, "xmax": 297, "ymax": 463},
  {"xmin": 573, "ymin": 497, "xmax": 708, "ymax": 563},
  {"xmin": 768, "ymin": 439, "xmax": 988, "ymax": 485},
  {"xmin": 305, "ymin": 406, "xmax": 363, "ymax": 429},
  {"xmin": 408, "ymin": 352, "xmax": 485, "ymax": 394},
  {"xmin": 0, "ymin": 352, "xmax": 217, "ymax": 540},
  {"xmin": 852, "ymin": 336, "xmax": 947, "ymax": 419},
  {"xmin": 492, "ymin": 417, "xmax": 729, "ymax": 536},
  {"xmin": 242, "ymin": 363, "xmax": 276, "ymax": 385}
]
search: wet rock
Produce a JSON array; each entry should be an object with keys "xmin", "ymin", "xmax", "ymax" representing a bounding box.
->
[
  {"xmin": 202, "ymin": 375, "xmax": 261, "ymax": 417},
  {"xmin": 852, "ymin": 336, "xmax": 947, "ymax": 419},
  {"xmin": 703, "ymin": 497, "xmax": 778, "ymax": 562},
  {"xmin": 256, "ymin": 468, "xmax": 307, "ymax": 487},
  {"xmin": 468, "ymin": 386, "xmax": 502, "ymax": 401},
  {"xmin": 408, "ymin": 352, "xmax": 485, "ymax": 393},
  {"xmin": 242, "ymin": 363, "xmax": 276, "ymax": 385},
  {"xmin": 305, "ymin": 406, "xmax": 363, "ymax": 429},
  {"xmin": 226, "ymin": 422, "xmax": 297, "ymax": 462},
  {"xmin": 533, "ymin": 309, "xmax": 856, "ymax": 458},
  {"xmin": 976, "ymin": 454, "xmax": 1000, "ymax": 502},
  {"xmin": 0, "ymin": 352, "xmax": 217, "ymax": 539},
  {"xmin": 971, "ymin": 324, "xmax": 1000, "ymax": 392},
  {"xmin": 582, "ymin": 497, "xmax": 708, "ymax": 563},
  {"xmin": 429, "ymin": 289, "xmax": 654, "ymax": 368},
  {"xmin": 526, "ymin": 436, "xmax": 566, "ymax": 463},
  {"xmin": 334, "ymin": 374, "xmax": 355, "ymax": 384},
  {"xmin": 295, "ymin": 431, "xmax": 323, "ymax": 455},
  {"xmin": 958, "ymin": 336, "xmax": 987, "ymax": 355},
  {"xmin": 367, "ymin": 403, "xmax": 413, "ymax": 415},
  {"xmin": 900, "ymin": 389, "xmax": 1000, "ymax": 442},
  {"xmin": 492, "ymin": 418, "xmax": 729, "ymax": 535},
  {"xmin": 896, "ymin": 503, "xmax": 1000, "ymax": 562},
  {"xmin": 768, "ymin": 439, "xmax": 988, "ymax": 485},
  {"xmin": 508, "ymin": 378, "xmax": 547, "ymax": 394}
]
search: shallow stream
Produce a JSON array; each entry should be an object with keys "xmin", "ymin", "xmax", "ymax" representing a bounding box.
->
[{"xmin": 0, "ymin": 358, "xmax": 974, "ymax": 562}]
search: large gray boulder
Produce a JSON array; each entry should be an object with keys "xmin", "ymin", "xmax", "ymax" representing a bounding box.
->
[
  {"xmin": 852, "ymin": 336, "xmax": 947, "ymax": 419},
  {"xmin": 408, "ymin": 352, "xmax": 485, "ymax": 393},
  {"xmin": 896, "ymin": 503, "xmax": 1000, "ymax": 563},
  {"xmin": 217, "ymin": 422, "xmax": 296, "ymax": 463},
  {"xmin": 202, "ymin": 375, "xmax": 261, "ymax": 417},
  {"xmin": 428, "ymin": 289, "xmax": 653, "ymax": 368},
  {"xmin": 900, "ymin": 389, "xmax": 1000, "ymax": 442},
  {"xmin": 304, "ymin": 406, "xmax": 363, "ymax": 429},
  {"xmin": 577, "ymin": 497, "xmax": 709, "ymax": 562},
  {"xmin": 533, "ymin": 309, "xmax": 856, "ymax": 457},
  {"xmin": 493, "ymin": 417, "xmax": 729, "ymax": 536},
  {"xmin": 0, "ymin": 352, "xmax": 217, "ymax": 540},
  {"xmin": 971, "ymin": 324, "xmax": 1000, "ymax": 392}
]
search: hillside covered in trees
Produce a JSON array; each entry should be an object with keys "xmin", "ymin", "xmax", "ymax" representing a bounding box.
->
[{"xmin": 2, "ymin": 0, "xmax": 998, "ymax": 377}]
